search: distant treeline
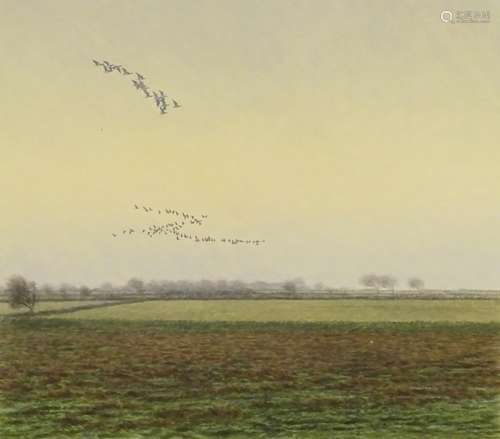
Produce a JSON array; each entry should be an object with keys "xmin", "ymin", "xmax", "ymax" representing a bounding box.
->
[
  {"xmin": 0, "ymin": 278, "xmax": 310, "ymax": 301},
  {"xmin": 1, "ymin": 276, "xmax": 499, "ymax": 303}
]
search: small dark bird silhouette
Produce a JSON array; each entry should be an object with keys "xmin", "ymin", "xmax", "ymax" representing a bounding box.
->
[
  {"xmin": 121, "ymin": 67, "xmax": 132, "ymax": 75},
  {"xmin": 153, "ymin": 92, "xmax": 166, "ymax": 108},
  {"xmin": 102, "ymin": 61, "xmax": 113, "ymax": 73},
  {"xmin": 172, "ymin": 99, "xmax": 181, "ymax": 108},
  {"xmin": 136, "ymin": 73, "xmax": 145, "ymax": 81},
  {"xmin": 112, "ymin": 233, "xmax": 117, "ymax": 237}
]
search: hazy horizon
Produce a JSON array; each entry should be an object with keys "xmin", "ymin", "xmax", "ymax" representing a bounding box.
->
[{"xmin": 1, "ymin": 1, "xmax": 499, "ymax": 289}]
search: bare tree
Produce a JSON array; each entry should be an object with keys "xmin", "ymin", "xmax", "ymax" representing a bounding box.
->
[
  {"xmin": 126, "ymin": 278, "xmax": 145, "ymax": 295},
  {"xmin": 197, "ymin": 279, "xmax": 215, "ymax": 294},
  {"xmin": 378, "ymin": 275, "xmax": 398, "ymax": 293},
  {"xmin": 6, "ymin": 275, "xmax": 38, "ymax": 313},
  {"xmin": 291, "ymin": 277, "xmax": 307, "ymax": 291},
  {"xmin": 79, "ymin": 285, "xmax": 92, "ymax": 299},
  {"xmin": 283, "ymin": 280, "xmax": 297, "ymax": 294},
  {"xmin": 360, "ymin": 274, "xmax": 380, "ymax": 291},
  {"xmin": 58, "ymin": 283, "xmax": 75, "ymax": 299},
  {"xmin": 408, "ymin": 277, "xmax": 424, "ymax": 291}
]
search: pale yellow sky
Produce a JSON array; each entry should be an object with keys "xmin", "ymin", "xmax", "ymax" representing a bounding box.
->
[{"xmin": 1, "ymin": 0, "xmax": 499, "ymax": 288}]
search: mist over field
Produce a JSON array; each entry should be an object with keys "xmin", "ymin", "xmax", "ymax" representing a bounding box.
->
[{"xmin": 2, "ymin": 0, "xmax": 500, "ymax": 289}]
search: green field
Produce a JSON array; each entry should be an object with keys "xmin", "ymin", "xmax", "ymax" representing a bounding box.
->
[
  {"xmin": 1, "ymin": 300, "xmax": 499, "ymax": 438},
  {"xmin": 55, "ymin": 299, "xmax": 500, "ymax": 322}
]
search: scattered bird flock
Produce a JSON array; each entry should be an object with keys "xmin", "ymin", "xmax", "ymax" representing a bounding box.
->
[
  {"xmin": 94, "ymin": 60, "xmax": 264, "ymax": 247},
  {"xmin": 111, "ymin": 205, "xmax": 266, "ymax": 246},
  {"xmin": 92, "ymin": 59, "xmax": 181, "ymax": 115}
]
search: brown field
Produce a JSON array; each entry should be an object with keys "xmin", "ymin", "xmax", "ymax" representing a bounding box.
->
[{"xmin": 0, "ymin": 319, "xmax": 498, "ymax": 438}]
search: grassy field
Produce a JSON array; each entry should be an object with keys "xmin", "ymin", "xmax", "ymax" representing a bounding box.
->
[
  {"xmin": 0, "ymin": 318, "xmax": 498, "ymax": 438},
  {"xmin": 0, "ymin": 301, "xmax": 110, "ymax": 316},
  {"xmin": 54, "ymin": 299, "xmax": 500, "ymax": 322},
  {"xmin": 1, "ymin": 300, "xmax": 499, "ymax": 438}
]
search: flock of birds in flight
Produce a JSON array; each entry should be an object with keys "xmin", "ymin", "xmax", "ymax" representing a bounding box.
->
[
  {"xmin": 111, "ymin": 205, "xmax": 266, "ymax": 246},
  {"xmin": 93, "ymin": 59, "xmax": 265, "ymax": 248},
  {"xmin": 92, "ymin": 59, "xmax": 181, "ymax": 115}
]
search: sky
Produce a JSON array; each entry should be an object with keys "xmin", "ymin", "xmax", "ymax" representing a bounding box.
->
[{"xmin": 0, "ymin": 0, "xmax": 499, "ymax": 289}]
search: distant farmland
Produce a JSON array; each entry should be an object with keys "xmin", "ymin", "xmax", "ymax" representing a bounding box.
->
[{"xmin": 52, "ymin": 299, "xmax": 500, "ymax": 322}]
